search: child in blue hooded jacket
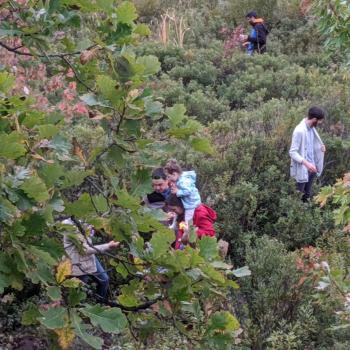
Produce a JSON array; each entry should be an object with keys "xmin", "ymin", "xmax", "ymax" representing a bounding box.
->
[{"xmin": 164, "ymin": 159, "xmax": 201, "ymax": 223}]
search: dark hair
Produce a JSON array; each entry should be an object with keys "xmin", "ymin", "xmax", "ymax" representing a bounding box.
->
[
  {"xmin": 164, "ymin": 159, "xmax": 182, "ymax": 175},
  {"xmin": 165, "ymin": 195, "xmax": 185, "ymax": 222},
  {"xmin": 165, "ymin": 194, "xmax": 184, "ymax": 209},
  {"xmin": 152, "ymin": 167, "xmax": 167, "ymax": 180},
  {"xmin": 246, "ymin": 10, "xmax": 258, "ymax": 18},
  {"xmin": 308, "ymin": 106, "xmax": 325, "ymax": 120}
]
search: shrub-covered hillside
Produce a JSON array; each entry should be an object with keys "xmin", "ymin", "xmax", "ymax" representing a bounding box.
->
[
  {"xmin": 1, "ymin": 1, "xmax": 350, "ymax": 349},
  {"xmin": 139, "ymin": 1, "xmax": 350, "ymax": 348}
]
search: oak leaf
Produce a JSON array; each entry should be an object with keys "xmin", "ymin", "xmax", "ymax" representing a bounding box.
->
[
  {"xmin": 56, "ymin": 259, "xmax": 72, "ymax": 284},
  {"xmin": 55, "ymin": 327, "xmax": 75, "ymax": 350}
]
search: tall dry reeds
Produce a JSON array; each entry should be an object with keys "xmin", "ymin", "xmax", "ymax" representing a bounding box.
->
[{"xmin": 158, "ymin": 10, "xmax": 190, "ymax": 48}]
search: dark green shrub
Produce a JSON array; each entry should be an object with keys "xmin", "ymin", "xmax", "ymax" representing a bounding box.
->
[{"xmin": 238, "ymin": 236, "xmax": 339, "ymax": 349}]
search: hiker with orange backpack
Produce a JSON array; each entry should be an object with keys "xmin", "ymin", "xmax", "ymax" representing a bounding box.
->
[{"xmin": 240, "ymin": 11, "xmax": 269, "ymax": 55}]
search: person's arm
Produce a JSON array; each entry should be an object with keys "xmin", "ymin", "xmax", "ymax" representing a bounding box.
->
[
  {"xmin": 84, "ymin": 240, "xmax": 119, "ymax": 255},
  {"xmin": 176, "ymin": 178, "xmax": 193, "ymax": 197},
  {"xmin": 289, "ymin": 130, "xmax": 304, "ymax": 164},
  {"xmin": 176, "ymin": 187, "xmax": 192, "ymax": 197},
  {"xmin": 247, "ymin": 27, "xmax": 257, "ymax": 43},
  {"xmin": 247, "ymin": 35, "xmax": 256, "ymax": 43}
]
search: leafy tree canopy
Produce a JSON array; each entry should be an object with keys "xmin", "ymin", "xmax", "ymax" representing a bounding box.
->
[{"xmin": 0, "ymin": 1, "xmax": 241, "ymax": 348}]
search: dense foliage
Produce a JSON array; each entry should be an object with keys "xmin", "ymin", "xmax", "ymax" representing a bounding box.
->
[
  {"xmin": 1, "ymin": 0, "xmax": 350, "ymax": 349},
  {"xmin": 0, "ymin": 1, "xmax": 243, "ymax": 349},
  {"xmin": 313, "ymin": 0, "xmax": 350, "ymax": 61}
]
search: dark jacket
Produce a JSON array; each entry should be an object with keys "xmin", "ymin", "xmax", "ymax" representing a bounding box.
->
[
  {"xmin": 247, "ymin": 18, "xmax": 268, "ymax": 54},
  {"xmin": 142, "ymin": 188, "xmax": 171, "ymax": 210}
]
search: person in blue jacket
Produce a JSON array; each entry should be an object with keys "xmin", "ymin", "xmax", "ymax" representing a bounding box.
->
[
  {"xmin": 164, "ymin": 159, "xmax": 201, "ymax": 223},
  {"xmin": 241, "ymin": 11, "xmax": 269, "ymax": 55}
]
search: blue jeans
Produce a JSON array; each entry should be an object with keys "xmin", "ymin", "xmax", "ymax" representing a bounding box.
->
[{"xmin": 79, "ymin": 258, "xmax": 109, "ymax": 299}]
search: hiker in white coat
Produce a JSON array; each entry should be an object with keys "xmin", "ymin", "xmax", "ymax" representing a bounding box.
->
[
  {"xmin": 289, "ymin": 106, "xmax": 326, "ymax": 201},
  {"xmin": 62, "ymin": 219, "xmax": 119, "ymax": 299}
]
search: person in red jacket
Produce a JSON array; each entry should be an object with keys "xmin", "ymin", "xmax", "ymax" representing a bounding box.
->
[{"xmin": 165, "ymin": 194, "xmax": 217, "ymax": 248}]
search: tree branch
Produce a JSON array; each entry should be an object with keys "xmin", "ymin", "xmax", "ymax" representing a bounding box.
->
[
  {"xmin": 0, "ymin": 41, "xmax": 33, "ymax": 56},
  {"xmin": 0, "ymin": 41, "xmax": 97, "ymax": 59},
  {"xmin": 0, "ymin": 41, "xmax": 96, "ymax": 92},
  {"xmin": 89, "ymin": 193, "xmax": 101, "ymax": 216},
  {"xmin": 86, "ymin": 177, "xmax": 111, "ymax": 210},
  {"xmin": 92, "ymin": 142, "xmax": 136, "ymax": 165},
  {"xmin": 116, "ymin": 103, "xmax": 127, "ymax": 134},
  {"xmin": 69, "ymin": 216, "xmax": 144, "ymax": 267},
  {"xmin": 104, "ymin": 296, "xmax": 163, "ymax": 311},
  {"xmin": 61, "ymin": 56, "xmax": 94, "ymax": 92}
]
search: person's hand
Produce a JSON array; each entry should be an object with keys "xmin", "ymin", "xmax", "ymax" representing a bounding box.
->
[
  {"xmin": 166, "ymin": 212, "xmax": 176, "ymax": 220},
  {"xmin": 239, "ymin": 34, "xmax": 248, "ymax": 41},
  {"xmin": 179, "ymin": 222, "xmax": 188, "ymax": 231},
  {"xmin": 302, "ymin": 160, "xmax": 317, "ymax": 173},
  {"xmin": 171, "ymin": 185, "xmax": 178, "ymax": 194},
  {"xmin": 108, "ymin": 240, "xmax": 120, "ymax": 249},
  {"xmin": 321, "ymin": 144, "xmax": 326, "ymax": 153}
]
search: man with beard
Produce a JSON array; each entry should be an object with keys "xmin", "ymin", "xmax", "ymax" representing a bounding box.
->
[{"xmin": 289, "ymin": 106, "xmax": 326, "ymax": 201}]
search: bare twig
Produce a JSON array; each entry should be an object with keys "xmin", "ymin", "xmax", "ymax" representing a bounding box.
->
[
  {"xmin": 0, "ymin": 41, "xmax": 33, "ymax": 56},
  {"xmin": 0, "ymin": 41, "xmax": 98, "ymax": 59},
  {"xmin": 104, "ymin": 296, "xmax": 163, "ymax": 312},
  {"xmin": 89, "ymin": 193, "xmax": 101, "ymax": 215},
  {"xmin": 86, "ymin": 177, "xmax": 111, "ymax": 209},
  {"xmin": 0, "ymin": 41, "xmax": 96, "ymax": 92},
  {"xmin": 115, "ymin": 103, "xmax": 127, "ymax": 134},
  {"xmin": 92, "ymin": 141, "xmax": 136, "ymax": 165},
  {"xmin": 61, "ymin": 56, "xmax": 94, "ymax": 92},
  {"xmin": 69, "ymin": 216, "xmax": 144, "ymax": 267}
]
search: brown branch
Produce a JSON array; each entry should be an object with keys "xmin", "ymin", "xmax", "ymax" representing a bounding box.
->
[
  {"xmin": 86, "ymin": 177, "xmax": 111, "ymax": 209},
  {"xmin": 69, "ymin": 216, "xmax": 144, "ymax": 267},
  {"xmin": 0, "ymin": 41, "xmax": 33, "ymax": 56},
  {"xmin": 104, "ymin": 296, "xmax": 163, "ymax": 311},
  {"xmin": 92, "ymin": 141, "xmax": 136, "ymax": 165},
  {"xmin": 115, "ymin": 103, "xmax": 127, "ymax": 134},
  {"xmin": 0, "ymin": 40, "xmax": 96, "ymax": 92},
  {"xmin": 67, "ymin": 259, "xmax": 162, "ymax": 311},
  {"xmin": 89, "ymin": 193, "xmax": 101, "ymax": 215},
  {"xmin": 128, "ymin": 326, "xmax": 139, "ymax": 343},
  {"xmin": 0, "ymin": 41, "xmax": 98, "ymax": 59},
  {"xmin": 61, "ymin": 56, "xmax": 94, "ymax": 92}
]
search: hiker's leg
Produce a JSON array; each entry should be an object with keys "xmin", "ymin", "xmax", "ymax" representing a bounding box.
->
[
  {"xmin": 184, "ymin": 208, "xmax": 195, "ymax": 223},
  {"xmin": 303, "ymin": 172, "xmax": 316, "ymax": 201},
  {"xmin": 78, "ymin": 274, "xmax": 90, "ymax": 285},
  {"xmin": 297, "ymin": 181, "xmax": 307, "ymax": 201},
  {"xmin": 94, "ymin": 258, "xmax": 109, "ymax": 299}
]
